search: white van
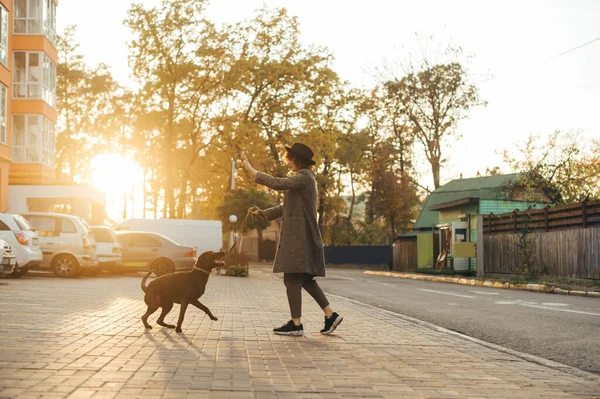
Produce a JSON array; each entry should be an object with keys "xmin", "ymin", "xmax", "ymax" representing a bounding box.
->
[
  {"xmin": 114, "ymin": 219, "xmax": 223, "ymax": 255},
  {"xmin": 21, "ymin": 212, "xmax": 98, "ymax": 278}
]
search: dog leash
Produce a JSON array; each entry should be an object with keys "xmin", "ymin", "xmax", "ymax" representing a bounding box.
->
[{"xmin": 222, "ymin": 211, "xmax": 252, "ymax": 264}]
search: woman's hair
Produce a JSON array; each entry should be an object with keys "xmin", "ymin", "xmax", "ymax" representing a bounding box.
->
[{"xmin": 285, "ymin": 151, "xmax": 312, "ymax": 169}]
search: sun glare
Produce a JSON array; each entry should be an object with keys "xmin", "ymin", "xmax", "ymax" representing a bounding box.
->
[{"xmin": 91, "ymin": 154, "xmax": 145, "ymax": 222}]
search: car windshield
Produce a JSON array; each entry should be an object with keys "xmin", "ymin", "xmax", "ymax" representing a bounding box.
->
[
  {"xmin": 117, "ymin": 232, "xmax": 181, "ymax": 246},
  {"xmin": 151, "ymin": 233, "xmax": 181, "ymax": 246},
  {"xmin": 14, "ymin": 215, "xmax": 31, "ymax": 231},
  {"xmin": 92, "ymin": 228, "xmax": 114, "ymax": 243}
]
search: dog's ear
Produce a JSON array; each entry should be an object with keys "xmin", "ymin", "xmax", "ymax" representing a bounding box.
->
[{"xmin": 196, "ymin": 251, "xmax": 212, "ymax": 262}]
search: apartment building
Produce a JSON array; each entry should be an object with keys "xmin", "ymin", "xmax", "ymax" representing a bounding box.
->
[
  {"xmin": 0, "ymin": 0, "xmax": 57, "ymax": 209},
  {"xmin": 0, "ymin": 0, "xmax": 105, "ymax": 223}
]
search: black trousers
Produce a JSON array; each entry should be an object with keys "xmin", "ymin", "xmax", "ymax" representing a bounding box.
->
[{"xmin": 283, "ymin": 273, "xmax": 330, "ymax": 319}]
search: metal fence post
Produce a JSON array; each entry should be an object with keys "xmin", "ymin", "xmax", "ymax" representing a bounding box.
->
[{"xmin": 476, "ymin": 216, "xmax": 485, "ymax": 278}]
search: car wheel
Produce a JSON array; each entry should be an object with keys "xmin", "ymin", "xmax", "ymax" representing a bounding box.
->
[
  {"xmin": 9, "ymin": 266, "xmax": 28, "ymax": 278},
  {"xmin": 52, "ymin": 255, "xmax": 80, "ymax": 278},
  {"xmin": 153, "ymin": 259, "xmax": 175, "ymax": 277}
]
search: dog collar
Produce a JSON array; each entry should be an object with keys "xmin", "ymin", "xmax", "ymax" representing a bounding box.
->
[{"xmin": 193, "ymin": 266, "xmax": 211, "ymax": 274}]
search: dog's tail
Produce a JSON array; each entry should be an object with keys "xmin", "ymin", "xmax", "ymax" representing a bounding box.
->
[{"xmin": 141, "ymin": 269, "xmax": 153, "ymax": 293}]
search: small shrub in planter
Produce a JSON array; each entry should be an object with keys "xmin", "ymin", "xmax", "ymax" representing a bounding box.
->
[{"xmin": 225, "ymin": 264, "xmax": 248, "ymax": 277}]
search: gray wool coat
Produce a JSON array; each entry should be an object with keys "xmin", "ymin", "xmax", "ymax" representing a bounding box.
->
[{"xmin": 255, "ymin": 169, "xmax": 326, "ymax": 277}]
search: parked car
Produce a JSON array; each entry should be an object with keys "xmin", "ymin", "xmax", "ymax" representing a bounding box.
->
[
  {"xmin": 21, "ymin": 212, "xmax": 98, "ymax": 278},
  {"xmin": 115, "ymin": 231, "xmax": 196, "ymax": 276},
  {"xmin": 0, "ymin": 213, "xmax": 43, "ymax": 277},
  {"xmin": 115, "ymin": 219, "xmax": 222, "ymax": 254},
  {"xmin": 0, "ymin": 238, "xmax": 17, "ymax": 277},
  {"xmin": 91, "ymin": 226, "xmax": 123, "ymax": 274}
]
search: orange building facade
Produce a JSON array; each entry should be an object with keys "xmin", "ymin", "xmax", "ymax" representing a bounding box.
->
[{"xmin": 0, "ymin": 0, "xmax": 58, "ymax": 211}]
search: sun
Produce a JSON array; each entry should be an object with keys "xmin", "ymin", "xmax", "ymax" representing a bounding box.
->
[{"xmin": 91, "ymin": 154, "xmax": 145, "ymax": 222}]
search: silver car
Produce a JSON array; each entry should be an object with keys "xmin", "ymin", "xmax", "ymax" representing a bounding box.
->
[
  {"xmin": 116, "ymin": 231, "xmax": 196, "ymax": 276},
  {"xmin": 0, "ymin": 213, "xmax": 42, "ymax": 277},
  {"xmin": 21, "ymin": 212, "xmax": 98, "ymax": 278},
  {"xmin": 0, "ymin": 239, "xmax": 17, "ymax": 276}
]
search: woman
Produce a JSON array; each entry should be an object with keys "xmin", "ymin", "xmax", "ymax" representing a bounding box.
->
[{"xmin": 240, "ymin": 143, "xmax": 343, "ymax": 336}]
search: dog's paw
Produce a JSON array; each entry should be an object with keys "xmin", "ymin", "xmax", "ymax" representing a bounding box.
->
[
  {"xmin": 175, "ymin": 328, "xmax": 182, "ymax": 333},
  {"xmin": 144, "ymin": 325, "xmax": 152, "ymax": 329},
  {"xmin": 210, "ymin": 316, "xmax": 218, "ymax": 321},
  {"xmin": 158, "ymin": 323, "xmax": 176, "ymax": 329}
]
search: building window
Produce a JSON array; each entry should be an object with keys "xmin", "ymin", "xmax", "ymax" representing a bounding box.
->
[
  {"xmin": 13, "ymin": 51, "xmax": 56, "ymax": 108},
  {"xmin": 0, "ymin": 84, "xmax": 6, "ymax": 145},
  {"xmin": 0, "ymin": 5, "xmax": 7, "ymax": 66},
  {"xmin": 14, "ymin": 0, "xmax": 56, "ymax": 46},
  {"xmin": 11, "ymin": 114, "xmax": 55, "ymax": 167},
  {"xmin": 43, "ymin": 0, "xmax": 56, "ymax": 46}
]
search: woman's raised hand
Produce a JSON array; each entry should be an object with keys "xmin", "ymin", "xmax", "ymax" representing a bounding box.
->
[
  {"xmin": 240, "ymin": 152, "xmax": 251, "ymax": 170},
  {"xmin": 240, "ymin": 152, "xmax": 257, "ymax": 177}
]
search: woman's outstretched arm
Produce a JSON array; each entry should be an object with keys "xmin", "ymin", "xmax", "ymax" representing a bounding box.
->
[
  {"xmin": 254, "ymin": 172, "xmax": 309, "ymax": 191},
  {"xmin": 241, "ymin": 152, "xmax": 309, "ymax": 191}
]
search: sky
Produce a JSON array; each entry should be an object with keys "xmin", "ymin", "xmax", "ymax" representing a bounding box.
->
[{"xmin": 57, "ymin": 0, "xmax": 600, "ymax": 218}]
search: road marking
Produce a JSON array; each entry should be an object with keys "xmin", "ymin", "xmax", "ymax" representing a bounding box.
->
[
  {"xmin": 496, "ymin": 300, "xmax": 539, "ymax": 305},
  {"xmin": 379, "ymin": 283, "xmax": 396, "ymax": 287},
  {"xmin": 469, "ymin": 290, "xmax": 500, "ymax": 295},
  {"xmin": 521, "ymin": 304, "xmax": 600, "ymax": 317},
  {"xmin": 418, "ymin": 289, "xmax": 475, "ymax": 299},
  {"xmin": 541, "ymin": 303, "xmax": 569, "ymax": 307}
]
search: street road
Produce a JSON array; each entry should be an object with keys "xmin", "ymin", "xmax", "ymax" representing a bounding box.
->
[{"xmin": 310, "ymin": 269, "xmax": 600, "ymax": 374}]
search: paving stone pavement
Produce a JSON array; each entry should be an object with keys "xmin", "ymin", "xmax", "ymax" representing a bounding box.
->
[{"xmin": 0, "ymin": 269, "xmax": 599, "ymax": 399}]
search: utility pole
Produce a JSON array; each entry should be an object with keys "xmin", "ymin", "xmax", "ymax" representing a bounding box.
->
[
  {"xmin": 231, "ymin": 158, "xmax": 236, "ymax": 190},
  {"xmin": 142, "ymin": 169, "xmax": 146, "ymax": 219},
  {"xmin": 122, "ymin": 192, "xmax": 127, "ymax": 221},
  {"xmin": 229, "ymin": 158, "xmax": 236, "ymax": 252}
]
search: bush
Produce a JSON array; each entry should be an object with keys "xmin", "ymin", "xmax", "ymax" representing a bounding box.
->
[{"xmin": 225, "ymin": 264, "xmax": 248, "ymax": 277}]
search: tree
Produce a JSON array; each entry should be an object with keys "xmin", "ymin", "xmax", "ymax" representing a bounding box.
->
[
  {"xmin": 355, "ymin": 88, "xmax": 421, "ymax": 242},
  {"xmin": 333, "ymin": 130, "xmax": 369, "ymax": 245},
  {"xmin": 385, "ymin": 61, "xmax": 484, "ymax": 188},
  {"xmin": 126, "ymin": 0, "xmax": 230, "ymax": 219},
  {"xmin": 476, "ymin": 166, "xmax": 502, "ymax": 177},
  {"xmin": 503, "ymin": 131, "xmax": 600, "ymax": 204},
  {"xmin": 56, "ymin": 25, "xmax": 120, "ymax": 183},
  {"xmin": 300, "ymin": 79, "xmax": 357, "ymax": 237},
  {"xmin": 216, "ymin": 188, "xmax": 277, "ymax": 256}
]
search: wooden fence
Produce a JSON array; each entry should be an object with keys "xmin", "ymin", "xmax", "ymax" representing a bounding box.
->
[
  {"xmin": 483, "ymin": 200, "xmax": 600, "ymax": 235},
  {"xmin": 393, "ymin": 241, "xmax": 417, "ymax": 271},
  {"xmin": 483, "ymin": 227, "xmax": 600, "ymax": 279}
]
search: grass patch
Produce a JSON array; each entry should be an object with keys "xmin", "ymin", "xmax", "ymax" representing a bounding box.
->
[{"xmin": 484, "ymin": 275, "xmax": 600, "ymax": 293}]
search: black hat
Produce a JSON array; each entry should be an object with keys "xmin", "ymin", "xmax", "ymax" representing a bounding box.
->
[{"xmin": 285, "ymin": 143, "xmax": 316, "ymax": 166}]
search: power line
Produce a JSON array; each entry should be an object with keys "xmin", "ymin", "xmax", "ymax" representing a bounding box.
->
[
  {"xmin": 482, "ymin": 35, "xmax": 600, "ymax": 85},
  {"xmin": 547, "ymin": 37, "xmax": 600, "ymax": 61}
]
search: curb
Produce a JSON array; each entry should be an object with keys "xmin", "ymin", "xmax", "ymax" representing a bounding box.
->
[{"xmin": 364, "ymin": 271, "xmax": 600, "ymax": 298}]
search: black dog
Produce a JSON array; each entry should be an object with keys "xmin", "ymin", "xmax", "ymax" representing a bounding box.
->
[{"xmin": 140, "ymin": 250, "xmax": 225, "ymax": 332}]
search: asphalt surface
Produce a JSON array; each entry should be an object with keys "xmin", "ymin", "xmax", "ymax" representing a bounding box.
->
[{"xmin": 309, "ymin": 269, "xmax": 600, "ymax": 374}]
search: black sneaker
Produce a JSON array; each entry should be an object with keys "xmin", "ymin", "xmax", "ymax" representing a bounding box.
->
[
  {"xmin": 273, "ymin": 320, "xmax": 304, "ymax": 336},
  {"xmin": 320, "ymin": 312, "xmax": 343, "ymax": 335}
]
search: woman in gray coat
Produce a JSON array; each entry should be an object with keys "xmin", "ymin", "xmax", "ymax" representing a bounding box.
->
[{"xmin": 241, "ymin": 143, "xmax": 343, "ymax": 336}]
